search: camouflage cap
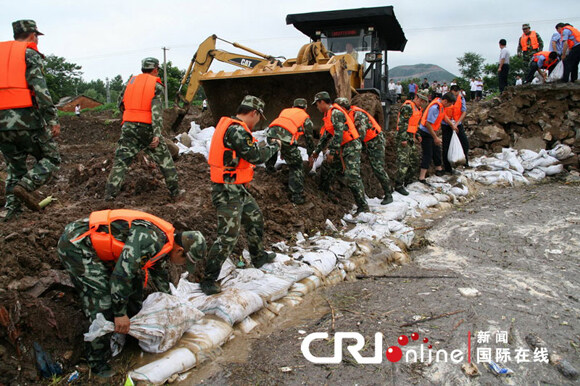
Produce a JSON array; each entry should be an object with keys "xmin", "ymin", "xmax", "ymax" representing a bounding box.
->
[
  {"xmin": 522, "ymin": 23, "xmax": 530, "ymax": 29},
  {"xmin": 175, "ymin": 231, "xmax": 205, "ymax": 276},
  {"xmin": 293, "ymin": 98, "xmax": 308, "ymax": 109},
  {"xmin": 416, "ymin": 90, "xmax": 429, "ymax": 102},
  {"xmin": 240, "ymin": 95, "xmax": 266, "ymax": 119},
  {"xmin": 141, "ymin": 57, "xmax": 159, "ymax": 70},
  {"xmin": 334, "ymin": 97, "xmax": 351, "ymax": 110},
  {"xmin": 312, "ymin": 91, "xmax": 331, "ymax": 105},
  {"xmin": 12, "ymin": 20, "xmax": 43, "ymax": 36}
]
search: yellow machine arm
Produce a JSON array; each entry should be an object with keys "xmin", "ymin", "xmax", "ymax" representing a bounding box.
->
[{"xmin": 177, "ymin": 35, "xmax": 279, "ymax": 104}]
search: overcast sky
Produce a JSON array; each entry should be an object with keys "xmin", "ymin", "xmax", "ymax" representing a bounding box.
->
[{"xmin": 3, "ymin": 0, "xmax": 579, "ymax": 82}]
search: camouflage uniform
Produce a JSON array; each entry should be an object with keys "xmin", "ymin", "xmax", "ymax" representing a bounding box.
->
[
  {"xmin": 105, "ymin": 62, "xmax": 179, "ymax": 199},
  {"xmin": 204, "ymin": 115, "xmax": 279, "ymax": 283},
  {"xmin": 266, "ymin": 103, "xmax": 314, "ymax": 203},
  {"xmin": 395, "ymin": 103, "xmax": 421, "ymax": 187},
  {"xmin": 0, "ymin": 22, "xmax": 61, "ymax": 219},
  {"xmin": 518, "ymin": 25, "xmax": 544, "ymax": 63},
  {"xmin": 351, "ymin": 109, "xmax": 392, "ymax": 199},
  {"xmin": 313, "ymin": 108, "xmax": 368, "ymax": 212},
  {"xmin": 57, "ymin": 216, "xmax": 206, "ymax": 372}
]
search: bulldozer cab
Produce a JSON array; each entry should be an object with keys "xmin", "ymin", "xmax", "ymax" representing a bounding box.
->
[{"xmin": 287, "ymin": 6, "xmax": 407, "ymax": 128}]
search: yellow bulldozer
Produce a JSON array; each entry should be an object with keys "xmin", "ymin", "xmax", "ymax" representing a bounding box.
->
[{"xmin": 170, "ymin": 6, "xmax": 406, "ymax": 131}]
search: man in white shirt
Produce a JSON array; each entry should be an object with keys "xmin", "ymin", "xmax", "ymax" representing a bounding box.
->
[
  {"xmin": 475, "ymin": 78, "xmax": 483, "ymax": 101},
  {"xmin": 469, "ymin": 78, "xmax": 476, "ymax": 101},
  {"xmin": 498, "ymin": 39, "xmax": 510, "ymax": 93},
  {"xmin": 395, "ymin": 82, "xmax": 403, "ymax": 102}
]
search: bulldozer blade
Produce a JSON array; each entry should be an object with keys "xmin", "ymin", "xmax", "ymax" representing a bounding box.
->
[{"xmin": 201, "ymin": 62, "xmax": 352, "ymax": 131}]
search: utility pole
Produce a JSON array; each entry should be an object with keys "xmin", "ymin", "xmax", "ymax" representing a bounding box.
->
[{"xmin": 162, "ymin": 47, "xmax": 169, "ymax": 108}]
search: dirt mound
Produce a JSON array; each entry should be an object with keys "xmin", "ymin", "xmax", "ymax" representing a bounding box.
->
[
  {"xmin": 465, "ymin": 83, "xmax": 580, "ymax": 170},
  {"xmin": 0, "ymin": 109, "xmax": 370, "ymax": 383}
]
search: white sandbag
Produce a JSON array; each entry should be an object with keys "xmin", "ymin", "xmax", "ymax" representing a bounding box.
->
[
  {"xmin": 407, "ymin": 192, "xmax": 439, "ymax": 209},
  {"xmin": 189, "ymin": 288, "xmax": 265, "ymax": 326},
  {"xmin": 84, "ymin": 293, "xmax": 204, "ymax": 353},
  {"xmin": 297, "ymin": 250, "xmax": 337, "ymax": 276},
  {"xmin": 450, "ymin": 184, "xmax": 469, "ymax": 196},
  {"xmin": 221, "ymin": 268, "xmax": 293, "ymax": 302},
  {"xmin": 472, "ymin": 156, "xmax": 511, "ymax": 171},
  {"xmin": 525, "ymin": 168, "xmax": 546, "ymax": 180},
  {"xmin": 547, "ymin": 144, "xmax": 572, "ymax": 160},
  {"xmin": 170, "ymin": 276, "xmax": 204, "ymax": 302},
  {"xmin": 345, "ymin": 222, "xmax": 391, "ymax": 241},
  {"xmin": 311, "ymin": 237, "xmax": 357, "ymax": 260},
  {"xmin": 547, "ymin": 61, "xmax": 564, "ymax": 82},
  {"xmin": 518, "ymin": 149, "xmax": 540, "ymax": 162},
  {"xmin": 183, "ymin": 317, "xmax": 233, "ymax": 352},
  {"xmin": 521, "ymin": 150, "xmax": 559, "ymax": 170},
  {"xmin": 538, "ymin": 164, "xmax": 564, "ymax": 175},
  {"xmin": 448, "ymin": 131, "xmax": 466, "ymax": 164},
  {"xmin": 259, "ymin": 261, "xmax": 315, "ymax": 283},
  {"xmin": 371, "ymin": 201, "xmax": 409, "ymax": 221},
  {"xmin": 508, "ymin": 170, "xmax": 530, "ymax": 184},
  {"xmin": 497, "ymin": 148, "xmax": 524, "ymax": 173},
  {"xmin": 289, "ymin": 275, "xmax": 322, "ymax": 296},
  {"xmin": 130, "ymin": 347, "xmax": 196, "ymax": 384},
  {"xmin": 465, "ymin": 170, "xmax": 514, "ymax": 186}
]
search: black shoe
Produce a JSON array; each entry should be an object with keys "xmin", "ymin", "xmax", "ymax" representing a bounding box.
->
[
  {"xmin": 13, "ymin": 185, "xmax": 41, "ymax": 211},
  {"xmin": 395, "ymin": 186, "xmax": 409, "ymax": 196},
  {"xmin": 419, "ymin": 179, "xmax": 430, "ymax": 186},
  {"xmin": 253, "ymin": 252, "xmax": 276, "ymax": 268},
  {"xmin": 355, "ymin": 205, "xmax": 370, "ymax": 214},
  {"xmin": 435, "ymin": 170, "xmax": 445, "ymax": 177},
  {"xmin": 200, "ymin": 280, "xmax": 221, "ymax": 295},
  {"xmin": 381, "ymin": 194, "xmax": 393, "ymax": 205}
]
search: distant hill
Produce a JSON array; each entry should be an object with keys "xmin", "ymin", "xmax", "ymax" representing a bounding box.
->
[{"xmin": 388, "ymin": 64, "xmax": 458, "ymax": 83}]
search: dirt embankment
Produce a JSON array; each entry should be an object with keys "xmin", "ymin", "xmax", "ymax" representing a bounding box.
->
[{"xmin": 0, "ymin": 103, "xmax": 396, "ymax": 383}]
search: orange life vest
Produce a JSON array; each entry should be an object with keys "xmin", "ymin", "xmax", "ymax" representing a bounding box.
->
[
  {"xmin": 445, "ymin": 95, "xmax": 464, "ymax": 122},
  {"xmin": 520, "ymin": 31, "xmax": 540, "ymax": 52},
  {"xmin": 0, "ymin": 41, "xmax": 39, "ymax": 110},
  {"xmin": 397, "ymin": 100, "xmax": 422, "ymax": 134},
  {"xmin": 533, "ymin": 51, "xmax": 558, "ymax": 70},
  {"xmin": 348, "ymin": 106, "xmax": 382, "ymax": 143},
  {"xmin": 71, "ymin": 209, "xmax": 175, "ymax": 288},
  {"xmin": 562, "ymin": 25, "xmax": 580, "ymax": 49},
  {"xmin": 208, "ymin": 117, "xmax": 257, "ymax": 184},
  {"xmin": 122, "ymin": 73, "xmax": 162, "ymax": 124},
  {"xmin": 420, "ymin": 98, "xmax": 445, "ymax": 132},
  {"xmin": 269, "ymin": 107, "xmax": 310, "ymax": 144},
  {"xmin": 320, "ymin": 104, "xmax": 359, "ymax": 145}
]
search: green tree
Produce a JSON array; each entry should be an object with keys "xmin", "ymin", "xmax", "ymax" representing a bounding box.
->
[
  {"xmin": 159, "ymin": 61, "xmax": 185, "ymax": 104},
  {"xmin": 44, "ymin": 55, "xmax": 83, "ymax": 102},
  {"xmin": 457, "ymin": 52, "xmax": 485, "ymax": 79},
  {"xmin": 78, "ymin": 79, "xmax": 107, "ymax": 103}
]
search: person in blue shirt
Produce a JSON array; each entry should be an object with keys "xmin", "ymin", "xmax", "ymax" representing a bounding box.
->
[
  {"xmin": 550, "ymin": 32, "xmax": 563, "ymax": 55},
  {"xmin": 557, "ymin": 23, "xmax": 580, "ymax": 82},
  {"xmin": 524, "ymin": 51, "xmax": 559, "ymax": 83},
  {"xmin": 417, "ymin": 93, "xmax": 455, "ymax": 184}
]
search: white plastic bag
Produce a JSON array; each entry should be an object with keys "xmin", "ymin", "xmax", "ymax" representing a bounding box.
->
[
  {"xmin": 547, "ymin": 61, "xmax": 564, "ymax": 83},
  {"xmin": 448, "ymin": 131, "xmax": 466, "ymax": 165}
]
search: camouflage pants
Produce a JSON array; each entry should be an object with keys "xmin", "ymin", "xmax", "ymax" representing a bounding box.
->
[
  {"xmin": 56, "ymin": 220, "xmax": 143, "ymax": 371},
  {"xmin": 204, "ymin": 184, "xmax": 265, "ymax": 281},
  {"xmin": 364, "ymin": 132, "xmax": 392, "ymax": 195},
  {"xmin": 266, "ymin": 143, "xmax": 305, "ymax": 200},
  {"xmin": 105, "ymin": 123, "xmax": 179, "ymax": 198},
  {"xmin": 0, "ymin": 128, "xmax": 60, "ymax": 211},
  {"xmin": 319, "ymin": 139, "xmax": 368, "ymax": 210},
  {"xmin": 395, "ymin": 137, "xmax": 420, "ymax": 186}
]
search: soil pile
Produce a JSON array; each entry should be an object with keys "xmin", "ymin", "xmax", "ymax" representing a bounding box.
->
[
  {"xmin": 0, "ymin": 106, "xmax": 393, "ymax": 383},
  {"xmin": 465, "ymin": 83, "xmax": 580, "ymax": 170}
]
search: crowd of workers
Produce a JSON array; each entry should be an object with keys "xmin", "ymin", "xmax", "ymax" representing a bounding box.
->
[{"xmin": 0, "ymin": 18, "xmax": 577, "ymax": 378}]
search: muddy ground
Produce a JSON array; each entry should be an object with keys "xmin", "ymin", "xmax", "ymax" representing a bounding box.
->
[
  {"xmin": 198, "ymin": 181, "xmax": 580, "ymax": 385},
  {"xmin": 0, "ymin": 107, "xmax": 397, "ymax": 384}
]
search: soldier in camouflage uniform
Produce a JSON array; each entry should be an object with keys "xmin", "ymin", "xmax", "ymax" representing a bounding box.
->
[
  {"xmin": 518, "ymin": 23, "xmax": 544, "ymax": 63},
  {"xmin": 395, "ymin": 91, "xmax": 429, "ymax": 193},
  {"xmin": 334, "ymin": 98, "xmax": 393, "ymax": 205},
  {"xmin": 265, "ymin": 98, "xmax": 315, "ymax": 204},
  {"xmin": 105, "ymin": 57, "xmax": 179, "ymax": 200},
  {"xmin": 202, "ymin": 95, "xmax": 281, "ymax": 295},
  {"xmin": 309, "ymin": 91, "xmax": 369, "ymax": 214},
  {"xmin": 57, "ymin": 209, "xmax": 207, "ymax": 378},
  {"xmin": 0, "ymin": 20, "xmax": 61, "ymax": 220}
]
